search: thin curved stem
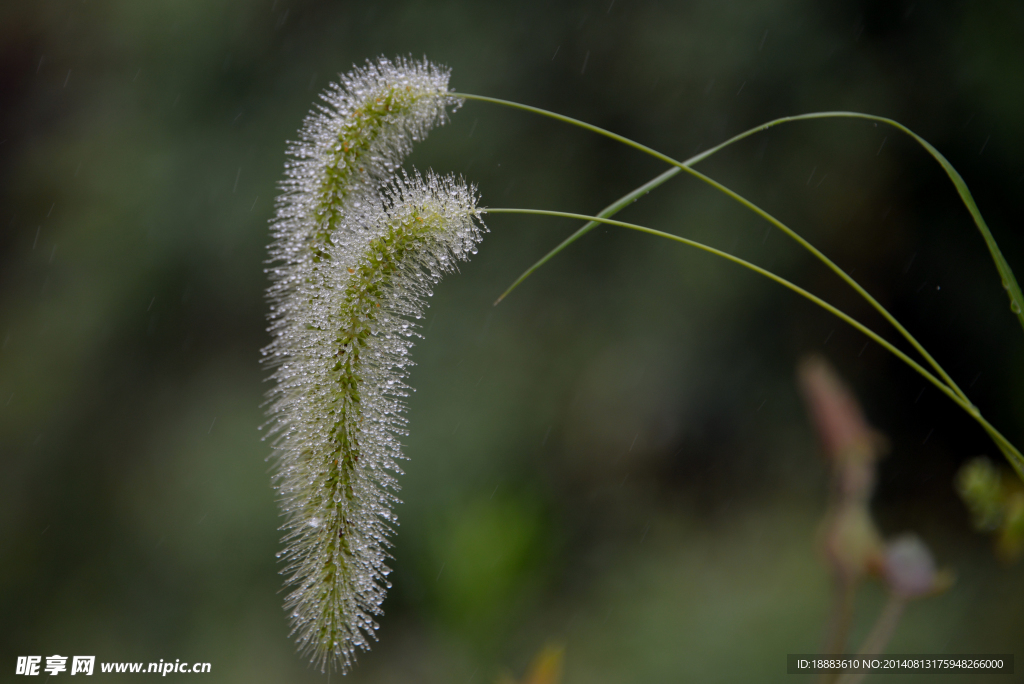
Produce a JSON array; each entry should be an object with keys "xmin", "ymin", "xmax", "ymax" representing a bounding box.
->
[
  {"xmin": 459, "ymin": 93, "xmax": 1023, "ymax": 336},
  {"xmin": 696, "ymin": 111, "xmax": 1024, "ymax": 336},
  {"xmin": 459, "ymin": 94, "xmax": 970, "ymax": 405},
  {"xmin": 492, "ymin": 165, "xmax": 683, "ymax": 306},
  {"xmin": 835, "ymin": 595, "xmax": 907, "ymax": 684},
  {"xmin": 676, "ymin": 154, "xmax": 973, "ymax": 407},
  {"xmin": 480, "ymin": 104, "xmax": 810, "ymax": 306},
  {"xmin": 485, "ymin": 207, "xmax": 1024, "ymax": 479}
]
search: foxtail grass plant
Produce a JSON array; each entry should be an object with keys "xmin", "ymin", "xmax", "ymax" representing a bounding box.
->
[
  {"xmin": 265, "ymin": 55, "xmax": 1024, "ymax": 672},
  {"xmin": 263, "ymin": 57, "xmax": 483, "ymax": 671}
]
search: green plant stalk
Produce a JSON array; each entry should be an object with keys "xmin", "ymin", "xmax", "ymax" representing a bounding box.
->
[
  {"xmin": 493, "ymin": 165, "xmax": 682, "ymax": 304},
  {"xmin": 486, "ymin": 207, "xmax": 1024, "ymax": 481},
  {"xmin": 466, "ymin": 92, "xmax": 1024, "ymax": 333},
  {"xmin": 469, "ymin": 96, "xmax": 973, "ymax": 405},
  {"xmin": 487, "ymin": 118, "xmax": 759, "ymax": 306},
  {"xmin": 460, "ymin": 94, "xmax": 1023, "ymax": 401}
]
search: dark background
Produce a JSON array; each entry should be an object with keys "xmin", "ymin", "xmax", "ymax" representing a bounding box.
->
[{"xmin": 2, "ymin": 1, "xmax": 1023, "ymax": 681}]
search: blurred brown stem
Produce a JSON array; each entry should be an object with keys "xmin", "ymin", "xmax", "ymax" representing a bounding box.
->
[
  {"xmin": 825, "ymin": 581, "xmax": 856, "ymax": 653},
  {"xmin": 819, "ymin": 581, "xmax": 855, "ymax": 684},
  {"xmin": 835, "ymin": 594, "xmax": 906, "ymax": 684}
]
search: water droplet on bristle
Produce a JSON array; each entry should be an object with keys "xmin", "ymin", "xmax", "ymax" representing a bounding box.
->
[{"xmin": 263, "ymin": 55, "xmax": 480, "ymax": 673}]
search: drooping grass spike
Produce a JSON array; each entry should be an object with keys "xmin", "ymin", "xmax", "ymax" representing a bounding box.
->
[
  {"xmin": 263, "ymin": 56, "xmax": 482, "ymax": 673},
  {"xmin": 267, "ymin": 55, "xmax": 462, "ymax": 334}
]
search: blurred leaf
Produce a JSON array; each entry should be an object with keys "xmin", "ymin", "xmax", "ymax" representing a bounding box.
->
[
  {"xmin": 496, "ymin": 643, "xmax": 563, "ymax": 684},
  {"xmin": 422, "ymin": 494, "xmax": 548, "ymax": 640}
]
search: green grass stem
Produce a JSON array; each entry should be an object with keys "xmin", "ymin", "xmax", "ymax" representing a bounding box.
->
[
  {"xmin": 486, "ymin": 207, "xmax": 1024, "ymax": 480},
  {"xmin": 458, "ymin": 95, "xmax": 974, "ymax": 405},
  {"xmin": 459, "ymin": 94, "xmax": 1023, "ymax": 339}
]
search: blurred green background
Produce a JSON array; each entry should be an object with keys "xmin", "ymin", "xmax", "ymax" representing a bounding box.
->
[{"xmin": 2, "ymin": 1, "xmax": 1023, "ymax": 681}]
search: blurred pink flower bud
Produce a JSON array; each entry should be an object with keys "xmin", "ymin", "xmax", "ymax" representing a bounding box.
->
[{"xmin": 883, "ymin": 534, "xmax": 949, "ymax": 599}]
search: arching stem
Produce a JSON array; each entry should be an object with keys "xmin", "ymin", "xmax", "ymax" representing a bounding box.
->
[
  {"xmin": 458, "ymin": 94, "xmax": 1023, "ymax": 337},
  {"xmin": 460, "ymin": 96, "xmax": 979, "ymax": 406},
  {"xmin": 486, "ymin": 206, "xmax": 1024, "ymax": 479}
]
